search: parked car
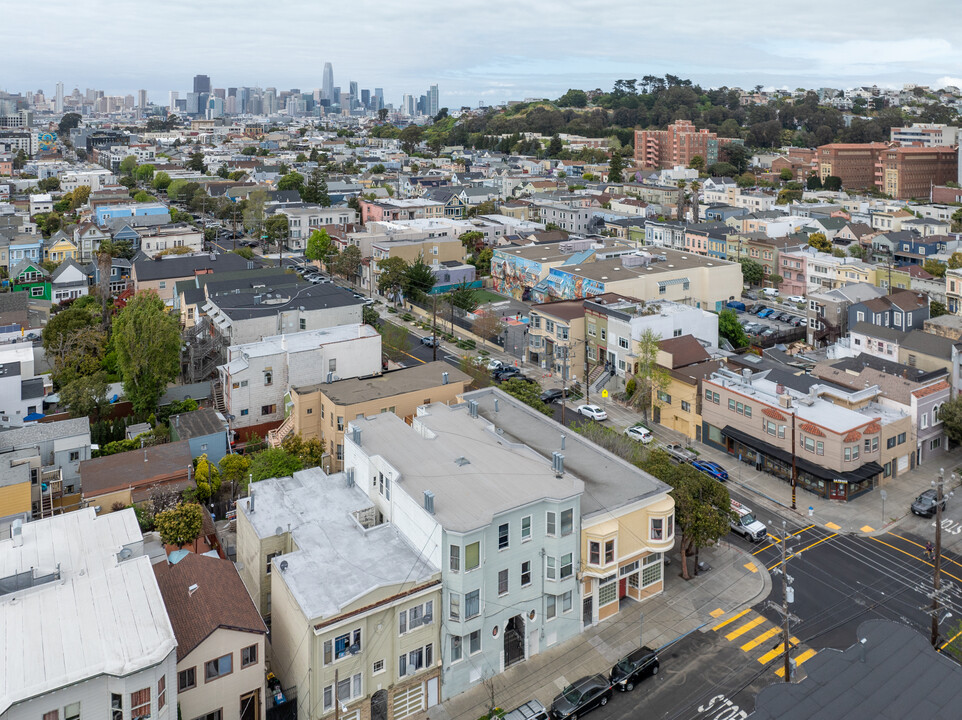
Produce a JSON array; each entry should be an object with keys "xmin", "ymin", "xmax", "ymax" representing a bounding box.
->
[
  {"xmin": 549, "ymin": 675, "xmax": 613, "ymax": 720},
  {"xmin": 787, "ymin": 295, "xmax": 805, "ymax": 304},
  {"xmin": 692, "ymin": 459, "xmax": 728, "ymax": 481},
  {"xmin": 503, "ymin": 700, "xmax": 550, "ymax": 720},
  {"xmin": 576, "ymin": 404, "xmax": 608, "ymax": 421},
  {"xmin": 730, "ymin": 499, "xmax": 768, "ymax": 541},
  {"xmin": 494, "ymin": 366, "xmax": 522, "ymax": 381},
  {"xmin": 420, "ymin": 335, "xmax": 439, "ymax": 347},
  {"xmin": 624, "ymin": 425, "xmax": 653, "ymax": 443},
  {"xmin": 487, "ymin": 359, "xmax": 504, "ymax": 371},
  {"xmin": 762, "ymin": 287, "xmax": 779, "ymax": 297},
  {"xmin": 911, "ymin": 489, "xmax": 947, "ymax": 517},
  {"xmin": 540, "ymin": 388, "xmax": 565, "ymax": 404},
  {"xmin": 758, "ymin": 308, "xmax": 774, "ymax": 318},
  {"xmin": 609, "ymin": 647, "xmax": 660, "ymax": 691},
  {"xmin": 662, "ymin": 442, "xmax": 696, "ymax": 463},
  {"xmin": 791, "ymin": 317, "xmax": 804, "ymax": 327},
  {"xmin": 726, "ymin": 300, "xmax": 746, "ymax": 311}
]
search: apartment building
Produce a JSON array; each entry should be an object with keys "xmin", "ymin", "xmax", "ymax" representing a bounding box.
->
[
  {"xmin": 807, "ymin": 283, "xmax": 887, "ymax": 346},
  {"xmin": 0, "ymin": 341, "xmax": 46, "ymax": 429},
  {"xmin": 0, "ymin": 509, "xmax": 177, "ymax": 720},
  {"xmin": 274, "ymin": 204, "xmax": 358, "ymax": 250},
  {"xmin": 132, "ymin": 253, "xmax": 253, "ymax": 304},
  {"xmin": 634, "ymin": 120, "xmax": 742, "ymax": 170},
  {"xmin": 890, "ymin": 123, "xmax": 959, "ymax": 147},
  {"xmin": 236, "ymin": 469, "xmax": 443, "ymax": 720},
  {"xmin": 814, "ymin": 143, "xmax": 892, "ymax": 189},
  {"xmin": 218, "ymin": 324, "xmax": 382, "ymax": 436},
  {"xmin": 702, "ymin": 367, "xmax": 914, "ymax": 501},
  {"xmin": 288, "ymin": 361, "xmax": 471, "ymax": 471},
  {"xmin": 359, "ymin": 198, "xmax": 444, "ymax": 224},
  {"xmin": 876, "ymin": 146, "xmax": 959, "ymax": 200}
]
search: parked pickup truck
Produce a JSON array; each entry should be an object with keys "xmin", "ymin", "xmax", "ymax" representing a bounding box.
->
[{"xmin": 662, "ymin": 443, "xmax": 696, "ymax": 463}]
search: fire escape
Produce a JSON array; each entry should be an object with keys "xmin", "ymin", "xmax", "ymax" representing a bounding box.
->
[{"xmin": 182, "ymin": 317, "xmax": 225, "ymax": 385}]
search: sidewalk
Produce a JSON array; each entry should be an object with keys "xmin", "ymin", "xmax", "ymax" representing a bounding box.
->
[{"xmin": 418, "ymin": 541, "xmax": 770, "ymax": 720}]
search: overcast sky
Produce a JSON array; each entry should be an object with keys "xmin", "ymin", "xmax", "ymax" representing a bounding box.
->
[{"xmin": 6, "ymin": 0, "xmax": 962, "ymax": 108}]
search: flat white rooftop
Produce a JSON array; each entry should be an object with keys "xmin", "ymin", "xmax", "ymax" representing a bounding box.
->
[{"xmin": 0, "ymin": 509, "xmax": 176, "ymax": 714}]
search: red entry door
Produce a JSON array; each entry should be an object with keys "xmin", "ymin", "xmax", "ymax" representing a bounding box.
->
[{"xmin": 619, "ymin": 577, "xmax": 627, "ymax": 598}]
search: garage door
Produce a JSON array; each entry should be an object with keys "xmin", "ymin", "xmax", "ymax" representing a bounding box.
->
[{"xmin": 393, "ymin": 683, "xmax": 425, "ymax": 720}]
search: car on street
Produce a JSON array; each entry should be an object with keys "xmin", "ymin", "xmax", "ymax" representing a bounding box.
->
[
  {"xmin": 503, "ymin": 701, "xmax": 550, "ymax": 720},
  {"xmin": 692, "ymin": 459, "xmax": 728, "ymax": 482},
  {"xmin": 420, "ymin": 336, "xmax": 439, "ymax": 347},
  {"xmin": 911, "ymin": 489, "xmax": 947, "ymax": 517},
  {"xmin": 493, "ymin": 366, "xmax": 522, "ymax": 381},
  {"xmin": 787, "ymin": 295, "xmax": 805, "ymax": 304},
  {"xmin": 624, "ymin": 425, "xmax": 653, "ymax": 443},
  {"xmin": 549, "ymin": 675, "xmax": 612, "ymax": 720},
  {"xmin": 609, "ymin": 647, "xmax": 660, "ymax": 691},
  {"xmin": 576, "ymin": 404, "xmax": 608, "ymax": 421},
  {"xmin": 662, "ymin": 442, "xmax": 696, "ymax": 463},
  {"xmin": 487, "ymin": 359, "xmax": 504, "ymax": 371},
  {"xmin": 762, "ymin": 287, "xmax": 779, "ymax": 297},
  {"xmin": 540, "ymin": 388, "xmax": 565, "ymax": 404},
  {"xmin": 730, "ymin": 499, "xmax": 767, "ymax": 541}
]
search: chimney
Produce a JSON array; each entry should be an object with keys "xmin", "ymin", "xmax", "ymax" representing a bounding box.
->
[{"xmin": 423, "ymin": 490, "xmax": 435, "ymax": 514}]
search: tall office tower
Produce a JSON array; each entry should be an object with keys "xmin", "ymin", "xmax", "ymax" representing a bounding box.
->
[
  {"xmin": 213, "ymin": 88, "xmax": 226, "ymax": 100},
  {"xmin": 427, "ymin": 84, "xmax": 439, "ymax": 117},
  {"xmin": 124, "ymin": 95, "xmax": 135, "ymax": 109},
  {"xmin": 137, "ymin": 89, "xmax": 147, "ymax": 108},
  {"xmin": 402, "ymin": 94, "xmax": 414, "ymax": 116},
  {"xmin": 418, "ymin": 95, "xmax": 427, "ymax": 116},
  {"xmin": 226, "ymin": 96, "xmax": 237, "ymax": 114},
  {"xmin": 322, "ymin": 63, "xmax": 334, "ymax": 101},
  {"xmin": 349, "ymin": 81, "xmax": 359, "ymax": 109},
  {"xmin": 186, "ymin": 92, "xmax": 199, "ymax": 115},
  {"xmin": 168, "ymin": 91, "xmax": 179, "ymax": 109},
  {"xmin": 264, "ymin": 89, "xmax": 277, "ymax": 115},
  {"xmin": 332, "ymin": 87, "xmax": 341, "ymax": 104},
  {"xmin": 238, "ymin": 87, "xmax": 250, "ymax": 114},
  {"xmin": 85, "ymin": 88, "xmax": 96, "ymax": 104},
  {"xmin": 55, "ymin": 82, "xmax": 64, "ymax": 114},
  {"xmin": 374, "ymin": 88, "xmax": 384, "ymax": 110},
  {"xmin": 361, "ymin": 89, "xmax": 370, "ymax": 109},
  {"xmin": 207, "ymin": 97, "xmax": 225, "ymax": 119},
  {"xmin": 193, "ymin": 74, "xmax": 211, "ymax": 94},
  {"xmin": 340, "ymin": 92, "xmax": 351, "ymax": 113}
]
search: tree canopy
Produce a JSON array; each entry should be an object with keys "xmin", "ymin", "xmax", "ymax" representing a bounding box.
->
[
  {"xmin": 739, "ymin": 258, "xmax": 764, "ymax": 286},
  {"xmin": 155, "ymin": 503, "xmax": 204, "ymax": 547},
  {"xmin": 718, "ymin": 309, "xmax": 748, "ymax": 348},
  {"xmin": 113, "ymin": 291, "xmax": 181, "ymax": 414}
]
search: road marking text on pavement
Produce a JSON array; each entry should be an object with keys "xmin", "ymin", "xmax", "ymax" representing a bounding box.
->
[
  {"xmin": 712, "ymin": 609, "xmax": 751, "ymax": 631},
  {"xmin": 696, "ymin": 695, "xmax": 748, "ymax": 720}
]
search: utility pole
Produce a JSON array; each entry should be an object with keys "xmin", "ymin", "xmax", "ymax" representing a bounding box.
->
[
  {"xmin": 333, "ymin": 668, "xmax": 339, "ymax": 720},
  {"xmin": 931, "ymin": 468, "xmax": 949, "ymax": 647},
  {"xmin": 781, "ymin": 521, "xmax": 793, "ymax": 681},
  {"xmin": 432, "ymin": 292, "xmax": 439, "ymax": 362}
]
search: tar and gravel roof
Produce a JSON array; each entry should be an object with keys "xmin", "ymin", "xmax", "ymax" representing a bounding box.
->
[{"xmin": 295, "ymin": 361, "xmax": 471, "ymax": 404}]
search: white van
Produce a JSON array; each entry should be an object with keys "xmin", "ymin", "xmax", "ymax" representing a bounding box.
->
[
  {"xmin": 730, "ymin": 500, "xmax": 767, "ymax": 542},
  {"xmin": 761, "ymin": 287, "xmax": 779, "ymax": 297}
]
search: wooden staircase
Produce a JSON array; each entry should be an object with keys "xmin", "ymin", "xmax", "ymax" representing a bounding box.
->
[{"xmin": 267, "ymin": 414, "xmax": 295, "ymax": 448}]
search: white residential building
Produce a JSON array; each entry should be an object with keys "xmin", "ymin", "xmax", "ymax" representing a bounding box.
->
[
  {"xmin": 60, "ymin": 169, "xmax": 117, "ymax": 193},
  {"xmin": 0, "ymin": 509, "xmax": 177, "ymax": 720},
  {"xmin": 0, "ymin": 342, "xmax": 45, "ymax": 429},
  {"xmin": 218, "ymin": 324, "xmax": 382, "ymax": 432},
  {"xmin": 275, "ymin": 205, "xmax": 358, "ymax": 249}
]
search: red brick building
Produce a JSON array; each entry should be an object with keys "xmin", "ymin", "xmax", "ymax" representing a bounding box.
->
[
  {"xmin": 876, "ymin": 146, "xmax": 959, "ymax": 200},
  {"xmin": 634, "ymin": 120, "xmax": 741, "ymax": 170},
  {"xmin": 814, "ymin": 143, "xmax": 892, "ymax": 189}
]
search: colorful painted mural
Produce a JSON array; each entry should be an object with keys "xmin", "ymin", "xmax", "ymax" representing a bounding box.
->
[
  {"xmin": 529, "ymin": 268, "xmax": 606, "ymax": 303},
  {"xmin": 490, "ymin": 250, "xmax": 544, "ymax": 300}
]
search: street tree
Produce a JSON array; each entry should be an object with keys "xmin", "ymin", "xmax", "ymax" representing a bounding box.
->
[
  {"xmin": 628, "ymin": 328, "xmax": 670, "ymax": 420},
  {"xmin": 264, "ymin": 213, "xmax": 289, "ymax": 253},
  {"xmin": 380, "ymin": 322, "xmax": 412, "ymax": 362},
  {"xmin": 472, "ymin": 313, "xmax": 504, "ymax": 349},
  {"xmin": 277, "ymin": 172, "xmax": 305, "ymax": 193},
  {"xmin": 155, "ymin": 503, "xmax": 204, "ymax": 548},
  {"xmin": 718, "ymin": 309, "xmax": 748, "ymax": 348},
  {"xmin": 739, "ymin": 258, "xmax": 764, "ymax": 286},
  {"xmin": 113, "ymin": 290, "xmax": 181, "ymax": 414},
  {"xmin": 135, "ymin": 164, "xmax": 155, "ymax": 183},
  {"xmin": 459, "ymin": 230, "xmax": 485, "ymax": 254},
  {"xmin": 938, "ymin": 397, "xmax": 962, "ymax": 446},
  {"xmin": 243, "ymin": 190, "xmax": 267, "ymax": 238},
  {"xmin": 923, "ymin": 258, "xmax": 947, "ymax": 278},
  {"xmin": 94, "ymin": 239, "xmax": 123, "ymax": 326},
  {"xmin": 607, "ymin": 151, "xmax": 624, "ymax": 183},
  {"xmin": 446, "ymin": 283, "xmax": 479, "ymax": 313},
  {"xmin": 672, "ymin": 465, "xmax": 735, "ymax": 580},
  {"xmin": 306, "ymin": 228, "xmax": 338, "ymax": 268},
  {"xmin": 377, "ymin": 256, "xmax": 409, "ymax": 303},
  {"xmin": 70, "ymin": 185, "xmax": 91, "ymax": 209},
  {"xmin": 186, "ymin": 152, "xmax": 206, "ymax": 173},
  {"xmin": 218, "ymin": 454, "xmax": 252, "ymax": 495},
  {"xmin": 119, "ymin": 156, "xmax": 138, "ymax": 175},
  {"xmin": 331, "ymin": 245, "xmax": 362, "ymax": 284}
]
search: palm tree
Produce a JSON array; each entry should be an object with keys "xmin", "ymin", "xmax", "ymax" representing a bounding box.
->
[
  {"xmin": 94, "ymin": 239, "xmax": 120, "ymax": 328},
  {"xmin": 689, "ymin": 181, "xmax": 701, "ymax": 223},
  {"xmin": 676, "ymin": 180, "xmax": 687, "ymax": 221}
]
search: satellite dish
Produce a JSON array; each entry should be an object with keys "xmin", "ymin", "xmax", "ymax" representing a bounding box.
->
[
  {"xmin": 275, "ymin": 526, "xmax": 284, "ymax": 536},
  {"xmin": 279, "ymin": 560, "xmax": 289, "ymax": 572}
]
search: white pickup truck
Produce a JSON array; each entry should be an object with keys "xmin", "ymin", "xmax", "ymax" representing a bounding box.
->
[{"xmin": 662, "ymin": 443, "xmax": 697, "ymax": 464}]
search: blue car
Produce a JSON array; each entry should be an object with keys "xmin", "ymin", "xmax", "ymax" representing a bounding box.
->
[
  {"xmin": 757, "ymin": 308, "xmax": 774, "ymax": 318},
  {"xmin": 692, "ymin": 460, "xmax": 728, "ymax": 482}
]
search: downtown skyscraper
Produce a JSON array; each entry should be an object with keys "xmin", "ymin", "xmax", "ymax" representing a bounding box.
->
[{"xmin": 322, "ymin": 63, "xmax": 334, "ymax": 102}]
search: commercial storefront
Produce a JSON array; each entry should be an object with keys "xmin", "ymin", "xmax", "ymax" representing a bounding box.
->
[{"xmin": 706, "ymin": 424, "xmax": 882, "ymax": 501}]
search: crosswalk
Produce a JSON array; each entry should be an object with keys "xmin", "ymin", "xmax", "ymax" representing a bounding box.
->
[{"xmin": 711, "ymin": 609, "xmax": 818, "ymax": 679}]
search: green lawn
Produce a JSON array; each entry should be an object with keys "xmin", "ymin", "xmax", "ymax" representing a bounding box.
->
[{"xmin": 473, "ymin": 289, "xmax": 509, "ymax": 305}]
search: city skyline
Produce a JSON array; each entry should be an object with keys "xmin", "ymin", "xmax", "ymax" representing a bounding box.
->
[{"xmin": 3, "ymin": 0, "xmax": 962, "ymax": 106}]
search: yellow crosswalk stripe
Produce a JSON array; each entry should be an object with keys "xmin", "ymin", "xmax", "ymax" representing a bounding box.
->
[
  {"xmin": 725, "ymin": 616, "xmax": 766, "ymax": 641},
  {"xmin": 774, "ymin": 648, "xmax": 816, "ymax": 677},
  {"xmin": 740, "ymin": 627, "xmax": 780, "ymax": 652},
  {"xmin": 757, "ymin": 638, "xmax": 800, "ymax": 665},
  {"xmin": 712, "ymin": 608, "xmax": 751, "ymax": 631}
]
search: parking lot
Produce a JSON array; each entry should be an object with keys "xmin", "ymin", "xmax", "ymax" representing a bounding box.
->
[{"xmin": 736, "ymin": 301, "xmax": 808, "ymax": 343}]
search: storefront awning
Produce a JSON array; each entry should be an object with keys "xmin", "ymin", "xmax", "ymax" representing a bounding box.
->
[{"xmin": 722, "ymin": 425, "xmax": 882, "ymax": 484}]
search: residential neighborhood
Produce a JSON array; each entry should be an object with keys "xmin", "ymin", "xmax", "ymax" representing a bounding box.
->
[{"xmin": 5, "ymin": 21, "xmax": 962, "ymax": 720}]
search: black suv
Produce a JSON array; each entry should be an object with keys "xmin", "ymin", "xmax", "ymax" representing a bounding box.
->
[
  {"xmin": 911, "ymin": 489, "xmax": 947, "ymax": 517},
  {"xmin": 609, "ymin": 647, "xmax": 660, "ymax": 691},
  {"xmin": 550, "ymin": 675, "xmax": 612, "ymax": 720},
  {"xmin": 540, "ymin": 388, "xmax": 565, "ymax": 404},
  {"xmin": 493, "ymin": 366, "xmax": 521, "ymax": 381}
]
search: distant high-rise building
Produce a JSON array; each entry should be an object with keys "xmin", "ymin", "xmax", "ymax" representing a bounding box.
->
[
  {"xmin": 349, "ymin": 81, "xmax": 358, "ymax": 109},
  {"xmin": 427, "ymin": 84, "xmax": 439, "ymax": 117},
  {"xmin": 374, "ymin": 88, "xmax": 384, "ymax": 111},
  {"xmin": 228, "ymin": 87, "xmax": 237, "ymax": 97},
  {"xmin": 213, "ymin": 88, "xmax": 226, "ymax": 100},
  {"xmin": 361, "ymin": 89, "xmax": 371, "ymax": 109},
  {"xmin": 322, "ymin": 63, "xmax": 334, "ymax": 101},
  {"xmin": 186, "ymin": 92, "xmax": 200, "ymax": 115},
  {"xmin": 264, "ymin": 88, "xmax": 278, "ymax": 115},
  {"xmin": 55, "ymin": 81, "xmax": 64, "ymax": 114},
  {"xmin": 207, "ymin": 97, "xmax": 225, "ymax": 119},
  {"xmin": 168, "ymin": 91, "xmax": 179, "ymax": 109},
  {"xmin": 193, "ymin": 74, "xmax": 211, "ymax": 95},
  {"xmin": 137, "ymin": 89, "xmax": 147, "ymax": 109},
  {"xmin": 402, "ymin": 94, "xmax": 415, "ymax": 116}
]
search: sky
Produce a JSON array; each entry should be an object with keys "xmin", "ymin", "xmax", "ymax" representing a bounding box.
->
[{"xmin": 5, "ymin": 0, "xmax": 962, "ymax": 108}]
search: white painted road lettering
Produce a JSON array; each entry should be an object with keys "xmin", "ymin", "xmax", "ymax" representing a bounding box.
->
[{"xmin": 696, "ymin": 694, "xmax": 749, "ymax": 720}]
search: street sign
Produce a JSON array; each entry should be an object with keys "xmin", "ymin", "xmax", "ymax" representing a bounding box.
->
[{"xmin": 601, "ymin": 389, "xmax": 608, "ymax": 398}]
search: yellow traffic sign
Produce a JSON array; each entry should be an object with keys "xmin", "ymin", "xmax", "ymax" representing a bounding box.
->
[{"xmin": 601, "ymin": 389, "xmax": 609, "ymax": 398}]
